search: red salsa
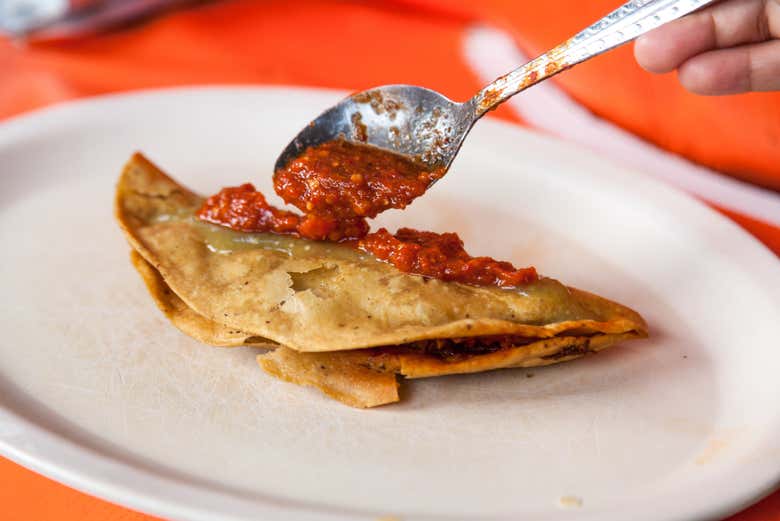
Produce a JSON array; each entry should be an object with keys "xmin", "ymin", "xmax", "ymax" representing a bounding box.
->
[
  {"xmin": 273, "ymin": 139, "xmax": 444, "ymax": 219},
  {"xmin": 197, "ymin": 184, "xmax": 369, "ymax": 241},
  {"xmin": 197, "ymin": 183, "xmax": 300, "ymax": 234},
  {"xmin": 356, "ymin": 228, "xmax": 537, "ymax": 288},
  {"xmin": 196, "ymin": 139, "xmax": 538, "ymax": 288}
]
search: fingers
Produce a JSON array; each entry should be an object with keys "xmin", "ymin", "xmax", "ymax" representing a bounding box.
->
[
  {"xmin": 635, "ymin": 14, "xmax": 718, "ymax": 73},
  {"xmin": 633, "ymin": 0, "xmax": 780, "ymax": 94},
  {"xmin": 678, "ymin": 39, "xmax": 780, "ymax": 94},
  {"xmin": 634, "ymin": 0, "xmax": 770, "ymax": 73}
]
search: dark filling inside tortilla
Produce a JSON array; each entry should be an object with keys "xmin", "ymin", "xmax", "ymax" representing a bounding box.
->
[
  {"xmin": 396, "ymin": 335, "xmax": 535, "ymax": 358},
  {"xmin": 367, "ymin": 334, "xmax": 594, "ymax": 363}
]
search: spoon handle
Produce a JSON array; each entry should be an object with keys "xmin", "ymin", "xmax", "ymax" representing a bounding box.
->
[{"xmin": 473, "ymin": 0, "xmax": 717, "ymax": 117}]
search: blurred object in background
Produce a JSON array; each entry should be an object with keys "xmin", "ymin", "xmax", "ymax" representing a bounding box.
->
[
  {"xmin": 0, "ymin": 0, "xmax": 84, "ymax": 35},
  {"xmin": 0, "ymin": 0, "xmax": 204, "ymax": 42}
]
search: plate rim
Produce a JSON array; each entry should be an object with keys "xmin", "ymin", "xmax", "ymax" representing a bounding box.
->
[{"xmin": 1, "ymin": 85, "xmax": 779, "ymax": 521}]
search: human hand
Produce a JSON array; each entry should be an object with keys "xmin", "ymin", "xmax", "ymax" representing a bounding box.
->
[{"xmin": 634, "ymin": 0, "xmax": 780, "ymax": 94}]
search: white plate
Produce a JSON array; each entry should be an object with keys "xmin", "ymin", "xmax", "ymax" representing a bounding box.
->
[{"xmin": 0, "ymin": 87, "xmax": 779, "ymax": 521}]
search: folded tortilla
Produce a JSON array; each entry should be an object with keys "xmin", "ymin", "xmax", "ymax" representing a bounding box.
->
[{"xmin": 117, "ymin": 153, "xmax": 647, "ymax": 407}]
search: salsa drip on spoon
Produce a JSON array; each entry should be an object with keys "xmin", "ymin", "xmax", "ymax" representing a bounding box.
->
[{"xmin": 196, "ymin": 139, "xmax": 537, "ymax": 288}]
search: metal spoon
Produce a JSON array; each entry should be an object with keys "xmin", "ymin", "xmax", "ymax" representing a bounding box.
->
[{"xmin": 275, "ymin": 0, "xmax": 715, "ymax": 175}]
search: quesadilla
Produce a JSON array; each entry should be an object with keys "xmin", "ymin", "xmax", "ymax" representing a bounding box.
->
[{"xmin": 116, "ymin": 153, "xmax": 647, "ymax": 407}]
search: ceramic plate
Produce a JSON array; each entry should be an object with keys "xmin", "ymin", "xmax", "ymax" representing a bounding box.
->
[{"xmin": 1, "ymin": 87, "xmax": 779, "ymax": 521}]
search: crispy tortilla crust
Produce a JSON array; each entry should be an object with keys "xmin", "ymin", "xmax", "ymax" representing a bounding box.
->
[
  {"xmin": 256, "ymin": 330, "xmax": 638, "ymax": 403},
  {"xmin": 258, "ymin": 348, "xmax": 400, "ymax": 408},
  {"xmin": 131, "ymin": 251, "xmax": 399, "ymax": 407},
  {"xmin": 131, "ymin": 252, "xmax": 639, "ymax": 407},
  {"xmin": 130, "ymin": 250, "xmax": 276, "ymax": 348},
  {"xmin": 258, "ymin": 331, "xmax": 639, "ymax": 385},
  {"xmin": 115, "ymin": 153, "xmax": 648, "ymax": 353},
  {"xmin": 120, "ymin": 157, "xmax": 647, "ymax": 407}
]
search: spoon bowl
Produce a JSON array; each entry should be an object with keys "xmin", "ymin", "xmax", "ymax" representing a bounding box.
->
[{"xmin": 274, "ymin": 85, "xmax": 475, "ymax": 172}]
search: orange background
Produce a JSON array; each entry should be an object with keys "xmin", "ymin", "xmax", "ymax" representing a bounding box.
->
[{"xmin": 1, "ymin": 1, "xmax": 778, "ymax": 519}]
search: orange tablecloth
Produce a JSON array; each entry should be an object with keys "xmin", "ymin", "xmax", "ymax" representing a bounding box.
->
[{"xmin": 1, "ymin": 1, "xmax": 778, "ymax": 519}]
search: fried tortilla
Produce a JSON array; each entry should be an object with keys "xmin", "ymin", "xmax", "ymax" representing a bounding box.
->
[
  {"xmin": 130, "ymin": 249, "xmax": 639, "ymax": 408},
  {"xmin": 130, "ymin": 250, "xmax": 399, "ymax": 406},
  {"xmin": 116, "ymin": 153, "xmax": 647, "ymax": 407},
  {"xmin": 129, "ymin": 250, "xmax": 276, "ymax": 348}
]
